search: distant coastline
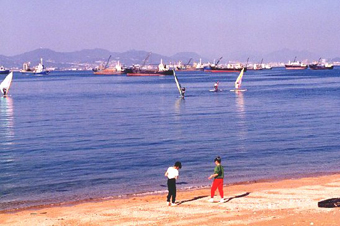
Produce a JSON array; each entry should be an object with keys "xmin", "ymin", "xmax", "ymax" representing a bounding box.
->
[{"xmin": 1, "ymin": 48, "xmax": 340, "ymax": 71}]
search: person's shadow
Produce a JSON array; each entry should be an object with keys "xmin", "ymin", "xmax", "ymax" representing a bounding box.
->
[
  {"xmin": 177, "ymin": 196, "xmax": 209, "ymax": 205},
  {"xmin": 176, "ymin": 192, "xmax": 251, "ymax": 205},
  {"xmin": 223, "ymin": 192, "xmax": 250, "ymax": 203}
]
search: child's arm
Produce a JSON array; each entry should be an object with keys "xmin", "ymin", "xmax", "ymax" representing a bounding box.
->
[
  {"xmin": 208, "ymin": 173, "xmax": 218, "ymax": 179},
  {"xmin": 165, "ymin": 171, "xmax": 168, "ymax": 177}
]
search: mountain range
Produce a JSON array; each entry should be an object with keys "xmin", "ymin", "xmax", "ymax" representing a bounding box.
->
[
  {"xmin": 0, "ymin": 48, "xmax": 208, "ymax": 69},
  {"xmin": 0, "ymin": 48, "xmax": 338, "ymax": 69}
]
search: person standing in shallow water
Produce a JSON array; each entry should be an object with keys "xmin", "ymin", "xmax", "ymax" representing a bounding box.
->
[
  {"xmin": 165, "ymin": 161, "xmax": 182, "ymax": 206},
  {"xmin": 208, "ymin": 156, "xmax": 224, "ymax": 203}
]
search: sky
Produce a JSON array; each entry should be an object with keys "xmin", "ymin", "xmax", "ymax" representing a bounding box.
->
[{"xmin": 1, "ymin": 0, "xmax": 340, "ymax": 59}]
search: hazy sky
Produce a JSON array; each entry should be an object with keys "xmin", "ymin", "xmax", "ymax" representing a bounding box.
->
[{"xmin": 1, "ymin": 0, "xmax": 340, "ymax": 58}]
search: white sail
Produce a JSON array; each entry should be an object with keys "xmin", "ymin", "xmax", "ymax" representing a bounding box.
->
[
  {"xmin": 0, "ymin": 72, "xmax": 13, "ymax": 95},
  {"xmin": 235, "ymin": 68, "xmax": 245, "ymax": 89},
  {"xmin": 173, "ymin": 70, "xmax": 184, "ymax": 97}
]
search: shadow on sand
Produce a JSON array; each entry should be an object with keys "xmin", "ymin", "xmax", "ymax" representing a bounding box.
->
[
  {"xmin": 177, "ymin": 196, "xmax": 209, "ymax": 205},
  {"xmin": 176, "ymin": 192, "xmax": 250, "ymax": 205},
  {"xmin": 224, "ymin": 192, "xmax": 250, "ymax": 203}
]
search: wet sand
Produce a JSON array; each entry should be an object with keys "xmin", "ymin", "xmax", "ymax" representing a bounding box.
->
[{"xmin": 1, "ymin": 174, "xmax": 340, "ymax": 226}]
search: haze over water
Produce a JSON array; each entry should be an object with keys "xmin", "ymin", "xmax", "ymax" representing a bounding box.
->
[{"xmin": 1, "ymin": 68, "xmax": 340, "ymax": 211}]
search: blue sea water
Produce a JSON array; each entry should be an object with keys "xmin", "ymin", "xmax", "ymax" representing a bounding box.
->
[{"xmin": 1, "ymin": 68, "xmax": 340, "ymax": 211}]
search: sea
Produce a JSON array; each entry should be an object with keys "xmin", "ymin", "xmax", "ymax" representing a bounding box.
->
[{"xmin": 1, "ymin": 68, "xmax": 340, "ymax": 211}]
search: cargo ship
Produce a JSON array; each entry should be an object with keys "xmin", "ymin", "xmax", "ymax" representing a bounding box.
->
[
  {"xmin": 21, "ymin": 58, "xmax": 49, "ymax": 75},
  {"xmin": 127, "ymin": 59, "xmax": 173, "ymax": 76},
  {"xmin": 204, "ymin": 57, "xmax": 247, "ymax": 73},
  {"xmin": 309, "ymin": 58, "xmax": 334, "ymax": 70},
  {"xmin": 285, "ymin": 57, "xmax": 307, "ymax": 70},
  {"xmin": 126, "ymin": 53, "xmax": 173, "ymax": 76},
  {"xmin": 93, "ymin": 55, "xmax": 126, "ymax": 75},
  {"xmin": 205, "ymin": 64, "xmax": 247, "ymax": 73},
  {"xmin": 93, "ymin": 61, "xmax": 125, "ymax": 75},
  {"xmin": 175, "ymin": 58, "xmax": 204, "ymax": 71}
]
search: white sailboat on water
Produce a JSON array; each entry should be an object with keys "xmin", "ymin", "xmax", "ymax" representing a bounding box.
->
[
  {"xmin": 0, "ymin": 72, "xmax": 13, "ymax": 96},
  {"xmin": 230, "ymin": 68, "xmax": 247, "ymax": 92},
  {"xmin": 173, "ymin": 70, "xmax": 185, "ymax": 98}
]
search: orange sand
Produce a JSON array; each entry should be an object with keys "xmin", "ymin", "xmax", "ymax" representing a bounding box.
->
[{"xmin": 1, "ymin": 174, "xmax": 340, "ymax": 226}]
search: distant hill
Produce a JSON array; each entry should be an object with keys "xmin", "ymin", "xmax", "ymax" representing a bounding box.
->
[{"xmin": 0, "ymin": 48, "xmax": 208, "ymax": 69}]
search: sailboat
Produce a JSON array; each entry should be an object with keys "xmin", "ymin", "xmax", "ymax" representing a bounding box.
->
[
  {"xmin": 0, "ymin": 72, "xmax": 13, "ymax": 96},
  {"xmin": 173, "ymin": 70, "xmax": 185, "ymax": 98},
  {"xmin": 230, "ymin": 68, "xmax": 247, "ymax": 92}
]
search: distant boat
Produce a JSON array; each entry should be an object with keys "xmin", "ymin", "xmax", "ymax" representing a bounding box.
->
[
  {"xmin": 0, "ymin": 66, "xmax": 10, "ymax": 74},
  {"xmin": 0, "ymin": 72, "xmax": 13, "ymax": 96},
  {"xmin": 175, "ymin": 58, "xmax": 203, "ymax": 71},
  {"xmin": 285, "ymin": 57, "xmax": 307, "ymax": 70},
  {"xmin": 206, "ymin": 63, "xmax": 247, "ymax": 73},
  {"xmin": 34, "ymin": 58, "xmax": 49, "ymax": 75},
  {"xmin": 93, "ymin": 55, "xmax": 125, "ymax": 75},
  {"xmin": 21, "ymin": 58, "xmax": 49, "ymax": 75},
  {"xmin": 204, "ymin": 57, "xmax": 247, "ymax": 73},
  {"xmin": 127, "ymin": 54, "xmax": 174, "ymax": 76},
  {"xmin": 309, "ymin": 58, "xmax": 334, "ymax": 70},
  {"xmin": 127, "ymin": 64, "xmax": 174, "ymax": 76}
]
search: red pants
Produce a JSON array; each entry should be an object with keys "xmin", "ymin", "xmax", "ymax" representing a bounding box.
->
[{"xmin": 211, "ymin": 179, "xmax": 224, "ymax": 198}]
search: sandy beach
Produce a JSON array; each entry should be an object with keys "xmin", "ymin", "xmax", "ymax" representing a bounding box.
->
[{"xmin": 1, "ymin": 174, "xmax": 340, "ymax": 226}]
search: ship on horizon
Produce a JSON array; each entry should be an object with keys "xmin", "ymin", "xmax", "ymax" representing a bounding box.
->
[
  {"xmin": 204, "ymin": 57, "xmax": 247, "ymax": 73},
  {"xmin": 93, "ymin": 55, "xmax": 126, "ymax": 75},
  {"xmin": 285, "ymin": 57, "xmax": 308, "ymax": 70},
  {"xmin": 309, "ymin": 58, "xmax": 334, "ymax": 70},
  {"xmin": 126, "ymin": 53, "xmax": 174, "ymax": 76},
  {"xmin": 0, "ymin": 66, "xmax": 10, "ymax": 74},
  {"xmin": 21, "ymin": 58, "xmax": 49, "ymax": 75}
]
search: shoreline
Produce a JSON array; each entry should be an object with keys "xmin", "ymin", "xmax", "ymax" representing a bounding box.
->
[
  {"xmin": 0, "ymin": 173, "xmax": 340, "ymax": 226},
  {"xmin": 2, "ymin": 173, "xmax": 340, "ymax": 225},
  {"xmin": 1, "ymin": 170, "xmax": 340, "ymax": 214}
]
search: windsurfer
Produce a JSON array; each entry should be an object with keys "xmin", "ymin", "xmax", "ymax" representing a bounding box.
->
[
  {"xmin": 235, "ymin": 83, "xmax": 240, "ymax": 90},
  {"xmin": 181, "ymin": 87, "xmax": 186, "ymax": 97},
  {"xmin": 2, "ymin": 88, "xmax": 7, "ymax": 95},
  {"xmin": 214, "ymin": 82, "xmax": 219, "ymax": 91}
]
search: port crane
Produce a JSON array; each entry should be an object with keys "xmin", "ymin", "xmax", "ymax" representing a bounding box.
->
[
  {"xmin": 215, "ymin": 57, "xmax": 223, "ymax": 66},
  {"xmin": 104, "ymin": 55, "xmax": 112, "ymax": 69}
]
